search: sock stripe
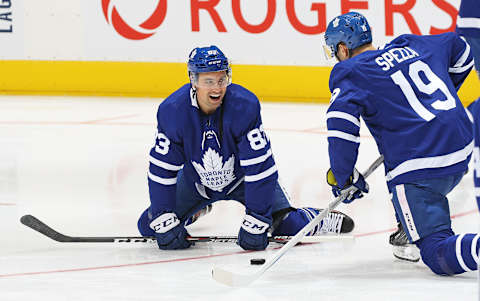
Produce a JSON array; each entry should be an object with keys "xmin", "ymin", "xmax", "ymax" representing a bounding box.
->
[
  {"xmin": 301, "ymin": 208, "xmax": 315, "ymax": 221},
  {"xmin": 305, "ymin": 208, "xmax": 316, "ymax": 220},
  {"xmin": 472, "ymin": 234, "xmax": 479, "ymax": 264},
  {"xmin": 456, "ymin": 234, "xmax": 473, "ymax": 272},
  {"xmin": 300, "ymin": 208, "xmax": 316, "ymax": 235}
]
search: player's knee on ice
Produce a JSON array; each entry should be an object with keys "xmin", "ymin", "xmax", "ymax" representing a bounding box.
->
[{"xmin": 416, "ymin": 229, "xmax": 479, "ymax": 275}]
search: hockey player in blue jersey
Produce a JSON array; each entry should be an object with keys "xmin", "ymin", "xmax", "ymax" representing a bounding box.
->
[
  {"xmin": 137, "ymin": 45, "xmax": 355, "ymax": 250},
  {"xmin": 323, "ymin": 12, "xmax": 478, "ymax": 275},
  {"xmin": 384, "ymin": 1, "xmax": 480, "ymax": 263},
  {"xmin": 391, "ymin": 0, "xmax": 480, "ymax": 262},
  {"xmin": 457, "ymin": 0, "xmax": 480, "ymax": 211},
  {"xmin": 456, "ymin": 0, "xmax": 480, "ymax": 78},
  {"xmin": 468, "ymin": 99, "xmax": 480, "ymax": 210}
]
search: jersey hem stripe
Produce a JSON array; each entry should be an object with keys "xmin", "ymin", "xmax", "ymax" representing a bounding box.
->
[{"xmin": 386, "ymin": 140, "xmax": 474, "ymax": 181}]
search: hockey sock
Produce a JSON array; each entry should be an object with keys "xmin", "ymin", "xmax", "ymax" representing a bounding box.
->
[
  {"xmin": 416, "ymin": 229, "xmax": 479, "ymax": 275},
  {"xmin": 271, "ymin": 208, "xmax": 348, "ymax": 236},
  {"xmin": 271, "ymin": 208, "xmax": 313, "ymax": 236}
]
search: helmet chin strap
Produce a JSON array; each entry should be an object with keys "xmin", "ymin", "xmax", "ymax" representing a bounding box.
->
[{"xmin": 189, "ymin": 72, "xmax": 198, "ymax": 89}]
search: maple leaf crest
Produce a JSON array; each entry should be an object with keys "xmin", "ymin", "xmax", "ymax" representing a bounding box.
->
[{"xmin": 192, "ymin": 148, "xmax": 236, "ymax": 192}]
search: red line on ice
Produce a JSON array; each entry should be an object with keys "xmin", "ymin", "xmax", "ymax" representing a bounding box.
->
[
  {"xmin": 0, "ymin": 249, "xmax": 257, "ymax": 278},
  {"xmin": 0, "ymin": 208, "xmax": 476, "ymax": 278}
]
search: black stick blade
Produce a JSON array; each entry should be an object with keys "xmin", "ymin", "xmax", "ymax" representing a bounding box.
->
[
  {"xmin": 20, "ymin": 214, "xmax": 74, "ymax": 242},
  {"xmin": 20, "ymin": 215, "xmax": 147, "ymax": 243}
]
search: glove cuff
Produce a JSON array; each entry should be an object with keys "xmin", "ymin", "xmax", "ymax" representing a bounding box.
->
[
  {"xmin": 150, "ymin": 212, "xmax": 180, "ymax": 233},
  {"xmin": 241, "ymin": 211, "xmax": 272, "ymax": 235}
]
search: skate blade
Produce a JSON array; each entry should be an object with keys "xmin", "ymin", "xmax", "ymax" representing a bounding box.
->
[{"xmin": 392, "ymin": 245, "xmax": 420, "ymax": 262}]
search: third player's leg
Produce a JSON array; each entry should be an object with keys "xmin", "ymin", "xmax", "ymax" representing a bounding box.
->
[{"xmin": 391, "ymin": 173, "xmax": 479, "ymax": 275}]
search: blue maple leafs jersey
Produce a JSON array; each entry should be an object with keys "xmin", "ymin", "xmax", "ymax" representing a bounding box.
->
[
  {"xmin": 327, "ymin": 33, "xmax": 474, "ymax": 191},
  {"xmin": 467, "ymin": 99, "xmax": 480, "ymax": 209},
  {"xmin": 148, "ymin": 83, "xmax": 277, "ymax": 217},
  {"xmin": 456, "ymin": 0, "xmax": 480, "ymax": 38}
]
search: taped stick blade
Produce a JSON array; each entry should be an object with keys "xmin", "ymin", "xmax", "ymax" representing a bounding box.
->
[{"xmin": 212, "ymin": 266, "xmax": 257, "ymax": 287}]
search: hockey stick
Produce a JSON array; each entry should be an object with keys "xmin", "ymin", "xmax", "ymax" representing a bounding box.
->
[
  {"xmin": 20, "ymin": 214, "xmax": 353, "ymax": 244},
  {"xmin": 212, "ymin": 155, "xmax": 384, "ymax": 287}
]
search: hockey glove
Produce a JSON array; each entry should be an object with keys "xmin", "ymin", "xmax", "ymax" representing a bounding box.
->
[
  {"xmin": 237, "ymin": 210, "xmax": 272, "ymax": 251},
  {"xmin": 149, "ymin": 211, "xmax": 192, "ymax": 250},
  {"xmin": 327, "ymin": 168, "xmax": 369, "ymax": 203}
]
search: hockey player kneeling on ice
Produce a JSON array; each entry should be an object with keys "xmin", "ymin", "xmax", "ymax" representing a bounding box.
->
[
  {"xmin": 136, "ymin": 45, "xmax": 355, "ymax": 251},
  {"xmin": 323, "ymin": 12, "xmax": 479, "ymax": 275},
  {"xmin": 391, "ymin": 0, "xmax": 480, "ymax": 262},
  {"xmin": 457, "ymin": 0, "xmax": 480, "ymax": 212}
]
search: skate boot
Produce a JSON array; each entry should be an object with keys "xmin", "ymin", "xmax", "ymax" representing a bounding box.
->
[
  {"xmin": 300, "ymin": 208, "xmax": 355, "ymax": 235},
  {"xmin": 185, "ymin": 204, "xmax": 213, "ymax": 226},
  {"xmin": 389, "ymin": 222, "xmax": 420, "ymax": 262},
  {"xmin": 270, "ymin": 207, "xmax": 355, "ymax": 237}
]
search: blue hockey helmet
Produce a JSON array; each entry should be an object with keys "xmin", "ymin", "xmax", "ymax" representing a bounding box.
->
[
  {"xmin": 188, "ymin": 45, "xmax": 230, "ymax": 73},
  {"xmin": 187, "ymin": 45, "xmax": 231, "ymax": 87},
  {"xmin": 324, "ymin": 12, "xmax": 372, "ymax": 59}
]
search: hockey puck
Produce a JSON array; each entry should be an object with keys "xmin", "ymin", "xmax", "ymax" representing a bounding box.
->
[{"xmin": 250, "ymin": 258, "xmax": 266, "ymax": 265}]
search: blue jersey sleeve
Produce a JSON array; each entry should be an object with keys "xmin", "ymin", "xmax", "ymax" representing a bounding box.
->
[
  {"xmin": 456, "ymin": 0, "xmax": 480, "ymax": 38},
  {"xmin": 235, "ymin": 96, "xmax": 277, "ymax": 218},
  {"xmin": 147, "ymin": 101, "xmax": 186, "ymax": 216},
  {"xmin": 326, "ymin": 64, "xmax": 367, "ymax": 187},
  {"xmin": 448, "ymin": 33, "xmax": 474, "ymax": 90}
]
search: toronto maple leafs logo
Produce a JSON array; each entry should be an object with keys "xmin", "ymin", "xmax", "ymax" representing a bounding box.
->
[
  {"xmin": 191, "ymin": 148, "xmax": 236, "ymax": 192},
  {"xmin": 333, "ymin": 18, "xmax": 340, "ymax": 27}
]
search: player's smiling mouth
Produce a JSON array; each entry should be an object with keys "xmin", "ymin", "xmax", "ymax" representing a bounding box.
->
[{"xmin": 209, "ymin": 94, "xmax": 221, "ymax": 101}]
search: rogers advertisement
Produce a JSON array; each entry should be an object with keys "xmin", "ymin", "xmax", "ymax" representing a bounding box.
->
[
  {"xmin": 90, "ymin": 0, "xmax": 461, "ymax": 65},
  {"xmin": 0, "ymin": 0, "xmax": 23, "ymax": 60}
]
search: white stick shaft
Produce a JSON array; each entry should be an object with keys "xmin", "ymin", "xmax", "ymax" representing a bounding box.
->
[{"xmin": 212, "ymin": 155, "xmax": 384, "ymax": 287}]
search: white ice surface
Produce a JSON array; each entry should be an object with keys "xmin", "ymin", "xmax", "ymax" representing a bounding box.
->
[{"xmin": 0, "ymin": 95, "xmax": 478, "ymax": 301}]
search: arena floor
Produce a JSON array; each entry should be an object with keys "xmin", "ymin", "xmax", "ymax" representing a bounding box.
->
[{"xmin": 0, "ymin": 95, "xmax": 478, "ymax": 301}]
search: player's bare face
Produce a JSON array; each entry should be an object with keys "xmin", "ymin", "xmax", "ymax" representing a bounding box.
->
[{"xmin": 195, "ymin": 71, "xmax": 228, "ymax": 115}]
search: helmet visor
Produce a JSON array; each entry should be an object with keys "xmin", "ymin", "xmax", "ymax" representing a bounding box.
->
[
  {"xmin": 320, "ymin": 33, "xmax": 339, "ymax": 64},
  {"xmin": 191, "ymin": 70, "xmax": 232, "ymax": 88}
]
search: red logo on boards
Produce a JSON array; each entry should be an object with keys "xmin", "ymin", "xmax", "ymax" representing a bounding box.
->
[{"xmin": 101, "ymin": 0, "xmax": 167, "ymax": 40}]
